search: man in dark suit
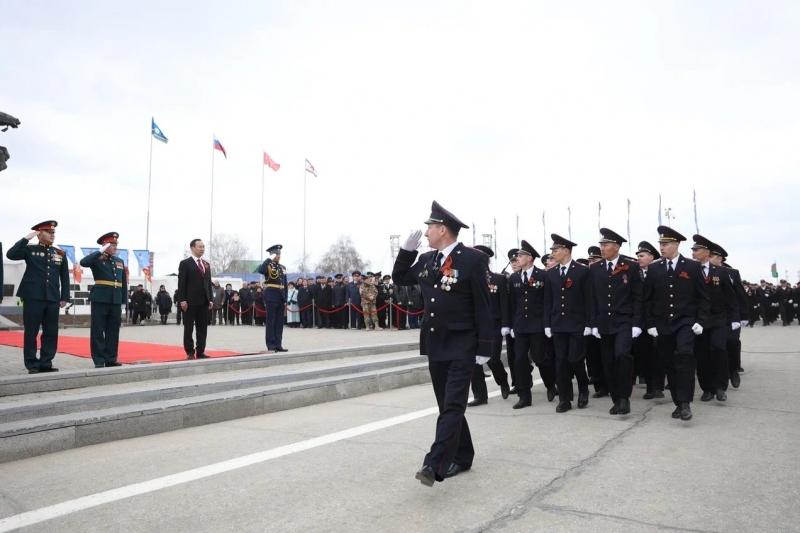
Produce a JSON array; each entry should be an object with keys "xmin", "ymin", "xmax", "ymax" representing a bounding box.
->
[
  {"xmin": 589, "ymin": 229, "xmax": 643, "ymax": 415},
  {"xmin": 543, "ymin": 234, "xmax": 593, "ymax": 413},
  {"xmin": 332, "ymin": 274, "xmax": 348, "ymax": 329},
  {"xmin": 393, "ymin": 201, "xmax": 492, "ymax": 488},
  {"xmin": 643, "ymin": 226, "xmax": 710, "ymax": 421},
  {"xmin": 258, "ymin": 244, "xmax": 288, "ymax": 352},
  {"xmin": 709, "ymin": 243, "xmax": 747, "ymax": 389},
  {"xmin": 467, "ymin": 245, "xmax": 511, "ymax": 406},
  {"xmin": 177, "ymin": 239, "xmax": 213, "ymax": 359}
]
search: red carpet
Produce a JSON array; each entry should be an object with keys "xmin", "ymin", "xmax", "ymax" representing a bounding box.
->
[{"xmin": 0, "ymin": 331, "xmax": 244, "ymax": 364}]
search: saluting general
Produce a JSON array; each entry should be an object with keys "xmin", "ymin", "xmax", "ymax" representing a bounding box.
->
[
  {"xmin": 6, "ymin": 221, "xmax": 71, "ymax": 373},
  {"xmin": 79, "ymin": 232, "xmax": 127, "ymax": 368},
  {"xmin": 393, "ymin": 201, "xmax": 493, "ymax": 488},
  {"xmin": 258, "ymin": 244, "xmax": 288, "ymax": 353}
]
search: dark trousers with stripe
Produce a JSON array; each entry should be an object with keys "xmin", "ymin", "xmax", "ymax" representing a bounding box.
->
[
  {"xmin": 265, "ymin": 301, "xmax": 285, "ymax": 350},
  {"xmin": 90, "ymin": 302, "xmax": 121, "ymax": 366}
]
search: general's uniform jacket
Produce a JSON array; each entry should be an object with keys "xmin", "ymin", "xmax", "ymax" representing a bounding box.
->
[
  {"xmin": 79, "ymin": 251, "xmax": 127, "ymax": 305},
  {"xmin": 589, "ymin": 256, "xmax": 643, "ymax": 334},
  {"xmin": 700, "ymin": 264, "xmax": 738, "ymax": 328},
  {"xmin": 392, "ymin": 243, "xmax": 493, "ymax": 361},
  {"xmin": 257, "ymin": 258, "xmax": 287, "ymax": 304},
  {"xmin": 508, "ymin": 267, "xmax": 547, "ymax": 334},
  {"xmin": 6, "ymin": 239, "xmax": 71, "ymax": 302},
  {"xmin": 543, "ymin": 260, "xmax": 593, "ymax": 333},
  {"xmin": 643, "ymin": 254, "xmax": 710, "ymax": 334}
]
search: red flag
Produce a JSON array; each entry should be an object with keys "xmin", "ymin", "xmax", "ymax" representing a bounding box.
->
[
  {"xmin": 263, "ymin": 151, "xmax": 280, "ymax": 171},
  {"xmin": 142, "ymin": 267, "xmax": 152, "ymax": 283},
  {"xmin": 73, "ymin": 264, "xmax": 82, "ymax": 283}
]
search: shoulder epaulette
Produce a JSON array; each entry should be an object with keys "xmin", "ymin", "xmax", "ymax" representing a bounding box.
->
[{"xmin": 56, "ymin": 249, "xmax": 65, "ymax": 256}]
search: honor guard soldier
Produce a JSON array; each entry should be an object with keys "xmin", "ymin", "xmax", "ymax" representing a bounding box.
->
[
  {"xmin": 258, "ymin": 244, "xmax": 288, "ymax": 353},
  {"xmin": 589, "ymin": 229, "xmax": 643, "ymax": 415},
  {"xmin": 79, "ymin": 232, "xmax": 127, "ymax": 368},
  {"xmin": 708, "ymin": 242, "xmax": 747, "ymax": 388},
  {"xmin": 543, "ymin": 234, "xmax": 593, "ymax": 413},
  {"xmin": 393, "ymin": 201, "xmax": 493, "ymax": 487},
  {"xmin": 508, "ymin": 240, "xmax": 558, "ymax": 408},
  {"xmin": 467, "ymin": 245, "xmax": 511, "ymax": 406},
  {"xmin": 6, "ymin": 221, "xmax": 71, "ymax": 373},
  {"xmin": 635, "ymin": 241, "xmax": 664, "ymax": 399},
  {"xmin": 691, "ymin": 235, "xmax": 739, "ymax": 403},
  {"xmin": 643, "ymin": 227, "xmax": 710, "ymax": 421}
]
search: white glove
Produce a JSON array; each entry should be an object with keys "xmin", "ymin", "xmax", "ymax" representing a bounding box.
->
[
  {"xmin": 583, "ymin": 327, "xmax": 591, "ymax": 336},
  {"xmin": 731, "ymin": 322, "xmax": 741, "ymax": 331},
  {"xmin": 476, "ymin": 356, "xmax": 490, "ymax": 365},
  {"xmin": 544, "ymin": 327, "xmax": 552, "ymax": 338},
  {"xmin": 591, "ymin": 327, "xmax": 601, "ymax": 339},
  {"xmin": 401, "ymin": 230, "xmax": 422, "ymax": 251},
  {"xmin": 632, "ymin": 327, "xmax": 642, "ymax": 338},
  {"xmin": 510, "ymin": 329, "xmax": 515, "ymax": 338},
  {"xmin": 99, "ymin": 243, "xmax": 111, "ymax": 253},
  {"xmin": 741, "ymin": 320, "xmax": 749, "ymax": 327},
  {"xmin": 789, "ymin": 300, "xmax": 793, "ymax": 304},
  {"xmin": 692, "ymin": 323, "xmax": 703, "ymax": 335},
  {"xmin": 501, "ymin": 327, "xmax": 511, "ymax": 337},
  {"xmin": 647, "ymin": 327, "xmax": 658, "ymax": 338}
]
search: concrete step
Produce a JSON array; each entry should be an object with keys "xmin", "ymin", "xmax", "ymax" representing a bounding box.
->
[
  {"xmin": 0, "ymin": 341, "xmax": 419, "ymax": 396},
  {"xmin": 0, "ymin": 361, "xmax": 430, "ymax": 463},
  {"xmin": 0, "ymin": 352, "xmax": 425, "ymax": 422}
]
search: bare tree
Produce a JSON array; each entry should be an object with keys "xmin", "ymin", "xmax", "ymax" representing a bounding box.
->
[
  {"xmin": 294, "ymin": 252, "xmax": 313, "ymax": 274},
  {"xmin": 315, "ymin": 236, "xmax": 370, "ymax": 274},
  {"xmin": 206, "ymin": 234, "xmax": 252, "ymax": 276}
]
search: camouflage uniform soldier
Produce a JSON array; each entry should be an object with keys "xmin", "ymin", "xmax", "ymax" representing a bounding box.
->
[{"xmin": 359, "ymin": 274, "xmax": 382, "ymax": 330}]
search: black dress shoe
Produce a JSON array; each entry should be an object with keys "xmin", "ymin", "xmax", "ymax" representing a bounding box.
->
[
  {"xmin": 508, "ymin": 386, "xmax": 517, "ymax": 395},
  {"xmin": 95, "ymin": 364, "xmax": 105, "ymax": 368},
  {"xmin": 444, "ymin": 463, "xmax": 471, "ymax": 478},
  {"xmin": 500, "ymin": 384, "xmax": 510, "ymax": 400},
  {"xmin": 187, "ymin": 354, "xmax": 196, "ymax": 359},
  {"xmin": 592, "ymin": 389, "xmax": 609, "ymax": 399},
  {"xmin": 106, "ymin": 362, "xmax": 122, "ymax": 367},
  {"xmin": 672, "ymin": 405, "xmax": 681, "ymax": 419},
  {"xmin": 483, "ymin": 372, "xmax": 491, "ymax": 378},
  {"xmin": 700, "ymin": 391, "xmax": 714, "ymax": 402},
  {"xmin": 28, "ymin": 368, "xmax": 40, "ymax": 374},
  {"xmin": 577, "ymin": 393, "xmax": 589, "ymax": 409},
  {"xmin": 738, "ymin": 367, "xmax": 744, "ymax": 373},
  {"xmin": 467, "ymin": 398, "xmax": 488, "ymax": 407},
  {"xmin": 680, "ymin": 403, "xmax": 692, "ymax": 421},
  {"xmin": 716, "ymin": 390, "xmax": 727, "ymax": 401},
  {"xmin": 512, "ymin": 398, "xmax": 531, "ymax": 409},
  {"xmin": 547, "ymin": 388, "xmax": 558, "ymax": 402},
  {"xmin": 654, "ymin": 390, "xmax": 665, "ymax": 399},
  {"xmin": 643, "ymin": 389, "xmax": 655, "ymax": 400},
  {"xmin": 276, "ymin": 348, "xmax": 288, "ymax": 352},
  {"xmin": 39, "ymin": 367, "xmax": 59, "ymax": 373},
  {"xmin": 618, "ymin": 398, "xmax": 631, "ymax": 415},
  {"xmin": 415, "ymin": 466, "xmax": 436, "ymax": 487},
  {"xmin": 556, "ymin": 401, "xmax": 572, "ymax": 413},
  {"xmin": 196, "ymin": 353, "xmax": 210, "ymax": 359},
  {"xmin": 730, "ymin": 372, "xmax": 740, "ymax": 388},
  {"xmin": 609, "ymin": 403, "xmax": 619, "ymax": 415}
]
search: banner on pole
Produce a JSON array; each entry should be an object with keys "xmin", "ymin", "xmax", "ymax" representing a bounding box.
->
[
  {"xmin": 81, "ymin": 247, "xmax": 99, "ymax": 258},
  {"xmin": 60, "ymin": 245, "xmax": 76, "ymax": 265},
  {"xmin": 263, "ymin": 151, "xmax": 280, "ymax": 171},
  {"xmin": 152, "ymin": 118, "xmax": 168, "ymax": 144},
  {"xmin": 305, "ymin": 159, "xmax": 317, "ymax": 177},
  {"xmin": 117, "ymin": 249, "xmax": 129, "ymax": 266},
  {"xmin": 133, "ymin": 250, "xmax": 150, "ymax": 272}
]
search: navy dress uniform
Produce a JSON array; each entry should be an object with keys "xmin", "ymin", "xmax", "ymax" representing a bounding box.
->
[
  {"xmin": 633, "ymin": 241, "xmax": 664, "ymax": 399},
  {"xmin": 79, "ymin": 232, "xmax": 127, "ymax": 367},
  {"xmin": 589, "ymin": 229, "xmax": 643, "ymax": 415},
  {"xmin": 691, "ymin": 235, "xmax": 739, "ymax": 403},
  {"xmin": 467, "ymin": 245, "xmax": 511, "ymax": 405},
  {"xmin": 258, "ymin": 244, "xmax": 288, "ymax": 353},
  {"xmin": 508, "ymin": 240, "xmax": 558, "ymax": 409},
  {"xmin": 392, "ymin": 201, "xmax": 493, "ymax": 487},
  {"xmin": 643, "ymin": 226, "xmax": 710, "ymax": 421},
  {"xmin": 584, "ymin": 245, "xmax": 608, "ymax": 398},
  {"xmin": 710, "ymin": 243, "xmax": 747, "ymax": 389},
  {"xmin": 6, "ymin": 221, "xmax": 71, "ymax": 373},
  {"xmin": 503, "ymin": 248, "xmax": 519, "ymax": 390},
  {"xmin": 543, "ymin": 234, "xmax": 593, "ymax": 413}
]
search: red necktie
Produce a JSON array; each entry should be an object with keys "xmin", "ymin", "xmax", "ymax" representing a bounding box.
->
[{"xmin": 197, "ymin": 259, "xmax": 205, "ymax": 276}]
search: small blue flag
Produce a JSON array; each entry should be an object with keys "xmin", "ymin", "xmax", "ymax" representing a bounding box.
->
[
  {"xmin": 133, "ymin": 250, "xmax": 151, "ymax": 271},
  {"xmin": 117, "ymin": 249, "xmax": 129, "ymax": 266},
  {"xmin": 152, "ymin": 118, "xmax": 168, "ymax": 144},
  {"xmin": 60, "ymin": 245, "xmax": 76, "ymax": 265},
  {"xmin": 81, "ymin": 247, "xmax": 99, "ymax": 258}
]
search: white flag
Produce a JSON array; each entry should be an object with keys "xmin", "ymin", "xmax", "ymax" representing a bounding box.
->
[{"xmin": 305, "ymin": 159, "xmax": 317, "ymax": 177}]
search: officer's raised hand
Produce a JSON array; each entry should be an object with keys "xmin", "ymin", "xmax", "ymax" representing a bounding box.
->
[
  {"xmin": 402, "ymin": 230, "xmax": 422, "ymax": 251},
  {"xmin": 99, "ymin": 243, "xmax": 111, "ymax": 254},
  {"xmin": 25, "ymin": 231, "xmax": 38, "ymax": 240}
]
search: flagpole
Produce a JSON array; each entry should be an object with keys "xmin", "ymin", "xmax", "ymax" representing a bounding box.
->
[
  {"xmin": 303, "ymin": 160, "xmax": 307, "ymax": 276},
  {"xmin": 145, "ymin": 124, "xmax": 153, "ymax": 255},
  {"xmin": 209, "ymin": 136, "xmax": 215, "ymax": 265},
  {"xmin": 261, "ymin": 157, "xmax": 265, "ymax": 262}
]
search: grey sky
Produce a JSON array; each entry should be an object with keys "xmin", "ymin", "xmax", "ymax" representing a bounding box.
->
[{"xmin": 2, "ymin": 1, "xmax": 799, "ymax": 282}]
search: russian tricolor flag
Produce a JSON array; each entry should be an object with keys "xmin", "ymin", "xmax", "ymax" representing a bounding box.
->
[{"xmin": 214, "ymin": 137, "xmax": 227, "ymax": 158}]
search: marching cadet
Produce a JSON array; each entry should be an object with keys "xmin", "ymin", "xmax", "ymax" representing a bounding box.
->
[
  {"xmin": 393, "ymin": 201, "xmax": 492, "ymax": 487},
  {"xmin": 258, "ymin": 245, "xmax": 288, "ymax": 353},
  {"xmin": 6, "ymin": 221, "xmax": 71, "ymax": 373},
  {"xmin": 79, "ymin": 232, "xmax": 127, "ymax": 368},
  {"xmin": 504, "ymin": 248, "xmax": 520, "ymax": 392},
  {"xmin": 585, "ymin": 245, "xmax": 608, "ymax": 399},
  {"xmin": 708, "ymin": 242, "xmax": 747, "ymax": 389},
  {"xmin": 757, "ymin": 280, "xmax": 773, "ymax": 326},
  {"xmin": 778, "ymin": 279, "xmax": 794, "ymax": 326},
  {"xmin": 635, "ymin": 241, "xmax": 664, "ymax": 399},
  {"xmin": 467, "ymin": 245, "xmax": 511, "ymax": 406},
  {"xmin": 508, "ymin": 240, "xmax": 558, "ymax": 409},
  {"xmin": 746, "ymin": 282, "xmax": 760, "ymax": 327},
  {"xmin": 543, "ymin": 234, "xmax": 593, "ymax": 413},
  {"xmin": 691, "ymin": 235, "xmax": 739, "ymax": 404},
  {"xmin": 589, "ymin": 229, "xmax": 643, "ymax": 416},
  {"xmin": 643, "ymin": 226, "xmax": 710, "ymax": 421}
]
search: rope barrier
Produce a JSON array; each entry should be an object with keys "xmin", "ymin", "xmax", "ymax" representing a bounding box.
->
[{"xmin": 391, "ymin": 303, "xmax": 424, "ymax": 316}]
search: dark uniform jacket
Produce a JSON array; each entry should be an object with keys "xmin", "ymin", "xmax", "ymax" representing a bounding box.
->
[
  {"xmin": 316, "ymin": 283, "xmax": 333, "ymax": 309},
  {"xmin": 257, "ymin": 258, "xmax": 288, "ymax": 304},
  {"xmin": 508, "ymin": 266, "xmax": 547, "ymax": 334},
  {"xmin": 643, "ymin": 254, "xmax": 710, "ymax": 334},
  {"xmin": 487, "ymin": 272, "xmax": 511, "ymax": 328},
  {"xmin": 589, "ymin": 256, "xmax": 643, "ymax": 334},
  {"xmin": 346, "ymin": 281, "xmax": 362, "ymax": 306},
  {"xmin": 392, "ymin": 243, "xmax": 493, "ymax": 361},
  {"xmin": 297, "ymin": 286, "xmax": 312, "ymax": 308},
  {"xmin": 723, "ymin": 266, "xmax": 748, "ymax": 322},
  {"xmin": 377, "ymin": 283, "xmax": 392, "ymax": 306},
  {"xmin": 756, "ymin": 286, "xmax": 771, "ymax": 305},
  {"xmin": 6, "ymin": 239, "xmax": 70, "ymax": 302},
  {"xmin": 543, "ymin": 260, "xmax": 593, "ymax": 333},
  {"xmin": 80, "ymin": 251, "xmax": 127, "ymax": 305},
  {"xmin": 332, "ymin": 282, "xmax": 347, "ymax": 308},
  {"xmin": 701, "ymin": 263, "xmax": 739, "ymax": 328}
]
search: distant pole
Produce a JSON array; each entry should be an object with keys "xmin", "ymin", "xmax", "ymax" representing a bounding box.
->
[
  {"xmin": 209, "ymin": 135, "xmax": 215, "ymax": 265},
  {"xmin": 145, "ymin": 128, "xmax": 153, "ymax": 255},
  {"xmin": 260, "ymin": 160, "xmax": 265, "ymax": 262},
  {"xmin": 303, "ymin": 162, "xmax": 307, "ymax": 276}
]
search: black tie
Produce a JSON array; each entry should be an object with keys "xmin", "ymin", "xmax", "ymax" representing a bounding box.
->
[
  {"xmin": 432, "ymin": 252, "xmax": 443, "ymax": 275},
  {"xmin": 608, "ymin": 262, "xmax": 614, "ymax": 275},
  {"xmin": 668, "ymin": 260, "xmax": 674, "ymax": 276},
  {"xmin": 523, "ymin": 271, "xmax": 528, "ymax": 285},
  {"xmin": 561, "ymin": 266, "xmax": 566, "ymax": 278}
]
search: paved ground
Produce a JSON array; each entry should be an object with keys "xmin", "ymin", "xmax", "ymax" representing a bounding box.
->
[
  {"xmin": 0, "ymin": 325, "xmax": 420, "ymax": 375},
  {"xmin": 0, "ymin": 326, "xmax": 799, "ymax": 532}
]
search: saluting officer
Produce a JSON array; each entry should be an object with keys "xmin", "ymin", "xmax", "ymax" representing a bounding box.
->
[
  {"xmin": 708, "ymin": 242, "xmax": 747, "ymax": 389},
  {"xmin": 6, "ymin": 221, "xmax": 71, "ymax": 373},
  {"xmin": 393, "ymin": 201, "xmax": 493, "ymax": 487},
  {"xmin": 643, "ymin": 226, "xmax": 710, "ymax": 422},
  {"xmin": 258, "ymin": 244, "xmax": 288, "ymax": 353},
  {"xmin": 79, "ymin": 232, "xmax": 127, "ymax": 368},
  {"xmin": 589, "ymin": 229, "xmax": 643, "ymax": 415}
]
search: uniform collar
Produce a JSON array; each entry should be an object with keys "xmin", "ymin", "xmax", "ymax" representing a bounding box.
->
[
  {"xmin": 438, "ymin": 241, "xmax": 459, "ymax": 262},
  {"xmin": 606, "ymin": 256, "xmax": 619, "ymax": 270}
]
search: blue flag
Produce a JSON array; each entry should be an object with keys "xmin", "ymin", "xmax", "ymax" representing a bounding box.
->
[
  {"xmin": 133, "ymin": 250, "xmax": 150, "ymax": 271},
  {"xmin": 117, "ymin": 249, "xmax": 129, "ymax": 266},
  {"xmin": 152, "ymin": 118, "xmax": 168, "ymax": 144},
  {"xmin": 81, "ymin": 247, "xmax": 99, "ymax": 258},
  {"xmin": 60, "ymin": 245, "xmax": 76, "ymax": 265}
]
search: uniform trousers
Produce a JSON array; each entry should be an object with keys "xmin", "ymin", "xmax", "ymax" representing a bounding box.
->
[
  {"xmin": 514, "ymin": 332, "xmax": 557, "ymax": 403},
  {"xmin": 658, "ymin": 325, "xmax": 696, "ymax": 404},
  {"xmin": 694, "ymin": 325, "xmax": 728, "ymax": 394},
  {"xmin": 505, "ymin": 334, "xmax": 516, "ymax": 387},
  {"xmin": 264, "ymin": 301, "xmax": 285, "ymax": 350},
  {"xmin": 377, "ymin": 304, "xmax": 387, "ymax": 329},
  {"xmin": 426, "ymin": 358, "xmax": 474, "ymax": 480},
  {"xmin": 553, "ymin": 332, "xmax": 589, "ymax": 403},
  {"xmin": 90, "ymin": 302, "xmax": 121, "ymax": 366},
  {"xmin": 585, "ymin": 336, "xmax": 606, "ymax": 393},
  {"xmin": 470, "ymin": 325, "xmax": 510, "ymax": 400},
  {"xmin": 600, "ymin": 330, "xmax": 634, "ymax": 403},
  {"xmin": 22, "ymin": 300, "xmax": 60, "ymax": 370},
  {"xmin": 634, "ymin": 333, "xmax": 660, "ymax": 392},
  {"xmin": 725, "ymin": 328, "xmax": 741, "ymax": 388},
  {"xmin": 183, "ymin": 304, "xmax": 209, "ymax": 356}
]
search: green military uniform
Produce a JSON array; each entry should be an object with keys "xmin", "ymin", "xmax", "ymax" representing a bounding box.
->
[
  {"xmin": 80, "ymin": 232, "xmax": 127, "ymax": 367},
  {"xmin": 6, "ymin": 221, "xmax": 71, "ymax": 372}
]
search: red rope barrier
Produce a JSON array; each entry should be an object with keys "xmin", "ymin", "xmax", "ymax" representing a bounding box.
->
[
  {"xmin": 285, "ymin": 304, "xmax": 314, "ymax": 313},
  {"xmin": 351, "ymin": 302, "xmax": 390, "ymax": 315},
  {"xmin": 228, "ymin": 304, "xmax": 254, "ymax": 315},
  {"xmin": 318, "ymin": 305, "xmax": 348, "ymax": 314},
  {"xmin": 391, "ymin": 303, "xmax": 424, "ymax": 316}
]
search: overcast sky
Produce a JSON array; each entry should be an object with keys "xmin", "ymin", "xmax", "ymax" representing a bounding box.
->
[{"xmin": 3, "ymin": 1, "xmax": 799, "ymax": 282}]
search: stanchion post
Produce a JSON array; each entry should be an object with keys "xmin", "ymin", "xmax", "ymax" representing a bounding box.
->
[
  {"xmin": 388, "ymin": 297, "xmax": 393, "ymax": 331},
  {"xmin": 312, "ymin": 299, "xmax": 316, "ymax": 328},
  {"xmin": 347, "ymin": 298, "xmax": 351, "ymax": 330}
]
